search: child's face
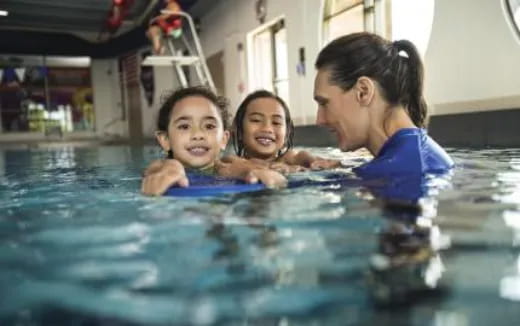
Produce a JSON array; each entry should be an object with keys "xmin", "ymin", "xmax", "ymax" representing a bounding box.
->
[
  {"xmin": 242, "ymin": 97, "xmax": 287, "ymax": 160},
  {"xmin": 156, "ymin": 96, "xmax": 229, "ymax": 169}
]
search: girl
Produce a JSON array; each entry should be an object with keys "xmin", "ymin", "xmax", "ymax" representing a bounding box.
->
[
  {"xmin": 229, "ymin": 90, "xmax": 341, "ymax": 174},
  {"xmin": 141, "ymin": 86, "xmax": 286, "ymax": 196}
]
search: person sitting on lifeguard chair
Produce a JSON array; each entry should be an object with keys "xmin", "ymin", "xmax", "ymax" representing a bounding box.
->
[{"xmin": 146, "ymin": 0, "xmax": 183, "ymax": 55}]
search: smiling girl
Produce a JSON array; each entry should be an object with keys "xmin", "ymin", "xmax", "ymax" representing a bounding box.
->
[{"xmin": 229, "ymin": 90, "xmax": 340, "ymax": 173}]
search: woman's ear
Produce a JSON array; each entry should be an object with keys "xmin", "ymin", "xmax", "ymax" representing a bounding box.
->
[
  {"xmin": 220, "ymin": 130, "xmax": 231, "ymax": 150},
  {"xmin": 155, "ymin": 131, "xmax": 171, "ymax": 152},
  {"xmin": 355, "ymin": 76, "xmax": 375, "ymax": 106}
]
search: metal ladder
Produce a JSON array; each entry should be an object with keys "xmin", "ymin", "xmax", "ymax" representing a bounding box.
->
[{"xmin": 142, "ymin": 10, "xmax": 215, "ymax": 91}]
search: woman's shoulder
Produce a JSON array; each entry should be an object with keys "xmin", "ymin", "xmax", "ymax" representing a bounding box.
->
[
  {"xmin": 355, "ymin": 128, "xmax": 453, "ymax": 177},
  {"xmin": 421, "ymin": 132, "xmax": 454, "ymax": 171}
]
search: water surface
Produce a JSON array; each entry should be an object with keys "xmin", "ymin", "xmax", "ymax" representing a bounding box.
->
[{"xmin": 0, "ymin": 146, "xmax": 519, "ymax": 325}]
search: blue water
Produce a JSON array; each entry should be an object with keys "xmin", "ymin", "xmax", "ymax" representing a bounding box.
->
[{"xmin": 0, "ymin": 145, "xmax": 519, "ymax": 325}]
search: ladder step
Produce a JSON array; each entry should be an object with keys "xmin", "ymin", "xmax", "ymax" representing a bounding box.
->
[{"xmin": 142, "ymin": 56, "xmax": 200, "ymax": 66}]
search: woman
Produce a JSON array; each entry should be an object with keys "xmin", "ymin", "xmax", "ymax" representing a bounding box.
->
[{"xmin": 313, "ymin": 32, "xmax": 453, "ymax": 178}]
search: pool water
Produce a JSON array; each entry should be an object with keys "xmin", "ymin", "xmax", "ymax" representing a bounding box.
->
[{"xmin": 0, "ymin": 146, "xmax": 519, "ymax": 325}]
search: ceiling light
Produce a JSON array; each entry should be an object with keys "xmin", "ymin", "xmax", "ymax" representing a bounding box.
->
[{"xmin": 0, "ymin": 10, "xmax": 8, "ymax": 16}]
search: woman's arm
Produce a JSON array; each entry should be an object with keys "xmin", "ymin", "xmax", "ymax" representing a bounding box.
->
[{"xmin": 281, "ymin": 149, "xmax": 341, "ymax": 170}]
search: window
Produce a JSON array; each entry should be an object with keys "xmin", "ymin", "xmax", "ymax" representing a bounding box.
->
[
  {"xmin": 0, "ymin": 56, "xmax": 93, "ymax": 133},
  {"xmin": 323, "ymin": 0, "xmax": 366, "ymax": 44},
  {"xmin": 248, "ymin": 19, "xmax": 290, "ymax": 106},
  {"xmin": 273, "ymin": 21, "xmax": 289, "ymax": 106},
  {"xmin": 506, "ymin": 0, "xmax": 520, "ymax": 37},
  {"xmin": 322, "ymin": 0, "xmax": 435, "ymax": 58}
]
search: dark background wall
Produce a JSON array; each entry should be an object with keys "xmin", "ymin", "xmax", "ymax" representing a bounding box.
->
[
  {"xmin": 292, "ymin": 109, "xmax": 520, "ymax": 148},
  {"xmin": 428, "ymin": 109, "xmax": 520, "ymax": 148},
  {"xmin": 292, "ymin": 125, "xmax": 336, "ymax": 147}
]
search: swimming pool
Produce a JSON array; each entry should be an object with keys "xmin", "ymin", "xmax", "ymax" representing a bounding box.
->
[{"xmin": 0, "ymin": 145, "xmax": 519, "ymax": 325}]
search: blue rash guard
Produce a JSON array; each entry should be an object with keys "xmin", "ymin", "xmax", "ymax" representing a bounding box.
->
[{"xmin": 354, "ymin": 128, "xmax": 454, "ymax": 179}]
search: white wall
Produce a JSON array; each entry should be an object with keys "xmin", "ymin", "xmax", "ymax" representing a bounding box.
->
[
  {"xmin": 90, "ymin": 54, "xmax": 178, "ymax": 140},
  {"xmin": 391, "ymin": 0, "xmax": 434, "ymax": 58},
  {"xmin": 0, "ymin": 55, "xmax": 177, "ymax": 142},
  {"xmin": 197, "ymin": 0, "xmax": 324, "ymax": 125},
  {"xmin": 90, "ymin": 59, "xmax": 127, "ymax": 138},
  {"xmin": 195, "ymin": 0, "xmax": 520, "ymax": 122},
  {"xmin": 88, "ymin": 0, "xmax": 520, "ymax": 140},
  {"xmin": 139, "ymin": 64, "xmax": 177, "ymax": 138},
  {"xmin": 425, "ymin": 0, "xmax": 520, "ymax": 115}
]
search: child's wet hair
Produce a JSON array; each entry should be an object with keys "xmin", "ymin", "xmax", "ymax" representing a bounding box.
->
[
  {"xmin": 232, "ymin": 90, "xmax": 294, "ymax": 158},
  {"xmin": 157, "ymin": 86, "xmax": 230, "ymax": 132},
  {"xmin": 157, "ymin": 86, "xmax": 230, "ymax": 159}
]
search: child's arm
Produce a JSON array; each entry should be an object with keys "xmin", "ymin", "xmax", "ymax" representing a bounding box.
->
[
  {"xmin": 281, "ymin": 149, "xmax": 341, "ymax": 170},
  {"xmin": 216, "ymin": 156, "xmax": 287, "ymax": 188},
  {"xmin": 141, "ymin": 159, "xmax": 189, "ymax": 196}
]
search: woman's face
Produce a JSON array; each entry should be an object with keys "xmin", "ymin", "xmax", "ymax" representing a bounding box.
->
[
  {"xmin": 241, "ymin": 97, "xmax": 287, "ymax": 160},
  {"xmin": 313, "ymin": 69, "xmax": 369, "ymax": 152}
]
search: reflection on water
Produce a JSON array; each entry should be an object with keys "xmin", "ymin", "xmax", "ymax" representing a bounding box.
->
[
  {"xmin": 367, "ymin": 201, "xmax": 451, "ymax": 307},
  {"xmin": 0, "ymin": 146, "xmax": 519, "ymax": 325}
]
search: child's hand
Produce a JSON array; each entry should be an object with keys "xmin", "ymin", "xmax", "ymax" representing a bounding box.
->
[
  {"xmin": 244, "ymin": 169, "xmax": 288, "ymax": 189},
  {"xmin": 309, "ymin": 158, "xmax": 342, "ymax": 171},
  {"xmin": 216, "ymin": 156, "xmax": 287, "ymax": 188},
  {"xmin": 141, "ymin": 159, "xmax": 189, "ymax": 196},
  {"xmin": 216, "ymin": 156, "xmax": 267, "ymax": 177}
]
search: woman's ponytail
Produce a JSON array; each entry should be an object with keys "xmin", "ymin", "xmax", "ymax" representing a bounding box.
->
[{"xmin": 392, "ymin": 40, "xmax": 428, "ymax": 128}]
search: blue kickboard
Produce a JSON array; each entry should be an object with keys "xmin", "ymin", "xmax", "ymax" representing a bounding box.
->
[
  {"xmin": 164, "ymin": 173, "xmax": 267, "ymax": 197},
  {"xmin": 163, "ymin": 172, "xmax": 360, "ymax": 197}
]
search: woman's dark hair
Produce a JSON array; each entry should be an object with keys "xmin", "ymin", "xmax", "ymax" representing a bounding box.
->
[
  {"xmin": 157, "ymin": 86, "xmax": 230, "ymax": 158},
  {"xmin": 232, "ymin": 90, "xmax": 295, "ymax": 157},
  {"xmin": 315, "ymin": 32, "xmax": 427, "ymax": 128}
]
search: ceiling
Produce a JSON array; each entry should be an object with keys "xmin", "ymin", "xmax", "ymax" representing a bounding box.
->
[{"xmin": 0, "ymin": 0, "xmax": 214, "ymax": 58}]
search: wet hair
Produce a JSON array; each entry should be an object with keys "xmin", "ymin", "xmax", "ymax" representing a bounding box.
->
[
  {"xmin": 232, "ymin": 90, "xmax": 295, "ymax": 158},
  {"xmin": 315, "ymin": 32, "xmax": 427, "ymax": 128},
  {"xmin": 157, "ymin": 86, "xmax": 230, "ymax": 158}
]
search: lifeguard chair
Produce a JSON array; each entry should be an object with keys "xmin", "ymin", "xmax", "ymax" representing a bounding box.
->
[{"xmin": 141, "ymin": 10, "xmax": 215, "ymax": 91}]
